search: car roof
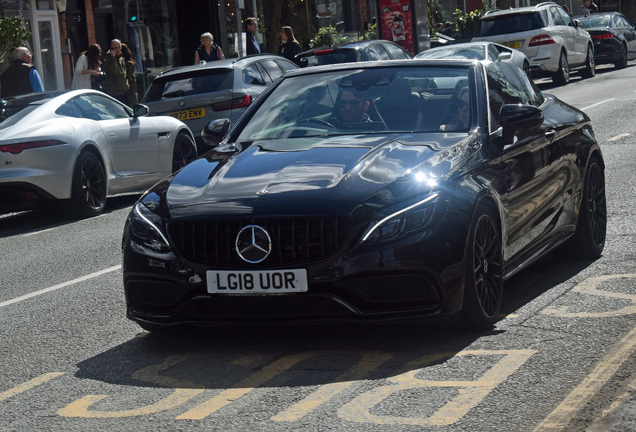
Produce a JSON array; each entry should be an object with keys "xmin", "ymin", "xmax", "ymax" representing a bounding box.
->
[
  {"xmin": 297, "ymin": 40, "xmax": 397, "ymax": 57},
  {"xmin": 282, "ymin": 58, "xmax": 476, "ymax": 78},
  {"xmin": 481, "ymin": 2, "xmax": 555, "ymax": 18},
  {"xmin": 156, "ymin": 54, "xmax": 291, "ymax": 78}
]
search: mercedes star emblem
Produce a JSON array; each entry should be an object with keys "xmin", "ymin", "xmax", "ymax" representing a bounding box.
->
[{"xmin": 236, "ymin": 225, "xmax": 272, "ymax": 263}]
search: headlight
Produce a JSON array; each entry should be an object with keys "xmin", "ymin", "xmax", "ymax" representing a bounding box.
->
[
  {"xmin": 128, "ymin": 202, "xmax": 172, "ymax": 252},
  {"xmin": 361, "ymin": 194, "xmax": 439, "ymax": 244}
]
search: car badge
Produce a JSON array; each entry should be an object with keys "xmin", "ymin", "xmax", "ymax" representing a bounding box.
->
[
  {"xmin": 256, "ymin": 189, "xmax": 269, "ymax": 196},
  {"xmin": 236, "ymin": 225, "xmax": 272, "ymax": 263},
  {"xmin": 179, "ymin": 101, "xmax": 185, "ymax": 107}
]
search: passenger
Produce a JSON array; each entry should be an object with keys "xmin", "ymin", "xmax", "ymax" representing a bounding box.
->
[
  {"xmin": 329, "ymin": 89, "xmax": 372, "ymax": 126},
  {"xmin": 440, "ymin": 86, "xmax": 470, "ymax": 132}
]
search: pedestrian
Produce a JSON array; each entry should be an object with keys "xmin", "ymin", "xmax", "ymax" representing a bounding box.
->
[
  {"xmin": 562, "ymin": 4, "xmax": 570, "ymax": 14},
  {"xmin": 577, "ymin": 0, "xmax": 598, "ymax": 15},
  {"xmin": 121, "ymin": 43, "xmax": 138, "ymax": 106},
  {"xmin": 0, "ymin": 47, "xmax": 44, "ymax": 98},
  {"xmin": 441, "ymin": 22, "xmax": 454, "ymax": 37},
  {"xmin": 194, "ymin": 32, "xmax": 225, "ymax": 64},
  {"xmin": 278, "ymin": 26, "xmax": 301, "ymax": 63},
  {"xmin": 434, "ymin": 22, "xmax": 444, "ymax": 34},
  {"xmin": 102, "ymin": 39, "xmax": 130, "ymax": 105},
  {"xmin": 245, "ymin": 17, "xmax": 261, "ymax": 55},
  {"xmin": 71, "ymin": 44, "xmax": 102, "ymax": 90}
]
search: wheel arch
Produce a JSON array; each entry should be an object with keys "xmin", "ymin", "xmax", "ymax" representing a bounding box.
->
[{"xmin": 71, "ymin": 143, "xmax": 109, "ymax": 194}]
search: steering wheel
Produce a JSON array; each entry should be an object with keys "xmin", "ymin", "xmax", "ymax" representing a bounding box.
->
[{"xmin": 297, "ymin": 118, "xmax": 336, "ymax": 129}]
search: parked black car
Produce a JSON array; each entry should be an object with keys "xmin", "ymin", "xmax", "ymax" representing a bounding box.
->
[
  {"xmin": 295, "ymin": 40, "xmax": 412, "ymax": 68},
  {"xmin": 122, "ymin": 60, "xmax": 606, "ymax": 333},
  {"xmin": 575, "ymin": 12, "xmax": 636, "ymax": 68}
]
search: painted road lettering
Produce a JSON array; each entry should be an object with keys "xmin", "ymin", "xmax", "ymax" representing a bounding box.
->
[
  {"xmin": 0, "ymin": 373, "xmax": 64, "ymax": 402},
  {"xmin": 338, "ymin": 349, "xmax": 536, "ymax": 426},
  {"xmin": 542, "ymin": 274, "xmax": 636, "ymax": 318}
]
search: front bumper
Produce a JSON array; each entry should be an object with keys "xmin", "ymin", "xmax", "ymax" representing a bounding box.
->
[{"xmin": 122, "ymin": 209, "xmax": 471, "ymax": 327}]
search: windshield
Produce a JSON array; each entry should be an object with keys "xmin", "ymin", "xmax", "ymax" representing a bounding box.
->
[
  {"xmin": 237, "ymin": 66, "xmax": 472, "ymax": 143},
  {"xmin": 417, "ymin": 46, "xmax": 486, "ymax": 60},
  {"xmin": 299, "ymin": 49, "xmax": 359, "ymax": 68},
  {"xmin": 579, "ymin": 15, "xmax": 610, "ymax": 28},
  {"xmin": 477, "ymin": 11, "xmax": 547, "ymax": 36},
  {"xmin": 143, "ymin": 68, "xmax": 234, "ymax": 102}
]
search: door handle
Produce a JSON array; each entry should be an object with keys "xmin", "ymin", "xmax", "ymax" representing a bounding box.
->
[
  {"xmin": 109, "ymin": 132, "xmax": 117, "ymax": 137},
  {"xmin": 545, "ymin": 130, "xmax": 557, "ymax": 140}
]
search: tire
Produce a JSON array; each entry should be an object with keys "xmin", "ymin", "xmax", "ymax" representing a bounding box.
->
[
  {"xmin": 580, "ymin": 45, "xmax": 596, "ymax": 79},
  {"xmin": 567, "ymin": 156, "xmax": 607, "ymax": 259},
  {"xmin": 172, "ymin": 131, "xmax": 197, "ymax": 173},
  {"xmin": 70, "ymin": 151, "xmax": 107, "ymax": 217},
  {"xmin": 552, "ymin": 50, "xmax": 570, "ymax": 86},
  {"xmin": 462, "ymin": 203, "xmax": 504, "ymax": 330},
  {"xmin": 523, "ymin": 61, "xmax": 531, "ymax": 78},
  {"xmin": 615, "ymin": 43, "xmax": 627, "ymax": 69}
]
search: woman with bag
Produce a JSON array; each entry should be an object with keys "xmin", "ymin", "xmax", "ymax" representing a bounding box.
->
[
  {"xmin": 71, "ymin": 44, "xmax": 102, "ymax": 89},
  {"xmin": 121, "ymin": 43, "xmax": 138, "ymax": 106},
  {"xmin": 194, "ymin": 32, "xmax": 225, "ymax": 64}
]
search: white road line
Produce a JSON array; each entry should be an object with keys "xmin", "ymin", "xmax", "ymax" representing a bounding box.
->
[
  {"xmin": 581, "ymin": 98, "xmax": 616, "ymax": 111},
  {"xmin": 0, "ymin": 265, "xmax": 121, "ymax": 308},
  {"xmin": 608, "ymin": 133, "xmax": 630, "ymax": 142},
  {"xmin": 22, "ymin": 227, "xmax": 57, "ymax": 237}
]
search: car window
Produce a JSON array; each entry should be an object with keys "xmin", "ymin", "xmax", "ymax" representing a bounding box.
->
[
  {"xmin": 417, "ymin": 45, "xmax": 485, "ymax": 60},
  {"xmin": 243, "ymin": 64, "xmax": 267, "ymax": 85},
  {"xmin": 260, "ymin": 59, "xmax": 284, "ymax": 81},
  {"xmin": 277, "ymin": 58, "xmax": 297, "ymax": 71},
  {"xmin": 236, "ymin": 66, "xmax": 472, "ymax": 141},
  {"xmin": 550, "ymin": 7, "xmax": 564, "ymax": 26},
  {"xmin": 56, "ymin": 99, "xmax": 89, "ymax": 119},
  {"xmin": 579, "ymin": 15, "xmax": 610, "ymax": 28},
  {"xmin": 555, "ymin": 7, "xmax": 573, "ymax": 27},
  {"xmin": 367, "ymin": 44, "xmax": 391, "ymax": 60},
  {"xmin": 256, "ymin": 63, "xmax": 273, "ymax": 84},
  {"xmin": 383, "ymin": 43, "xmax": 409, "ymax": 59},
  {"xmin": 143, "ymin": 68, "xmax": 234, "ymax": 102},
  {"xmin": 73, "ymin": 95, "xmax": 130, "ymax": 121},
  {"xmin": 478, "ymin": 11, "xmax": 548, "ymax": 36},
  {"xmin": 488, "ymin": 44, "xmax": 500, "ymax": 62},
  {"xmin": 299, "ymin": 49, "xmax": 359, "ymax": 68},
  {"xmin": 486, "ymin": 62, "xmax": 530, "ymax": 132},
  {"xmin": 613, "ymin": 14, "xmax": 624, "ymax": 28}
]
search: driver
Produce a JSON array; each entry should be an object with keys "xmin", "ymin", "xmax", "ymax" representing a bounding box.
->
[{"xmin": 329, "ymin": 89, "xmax": 372, "ymax": 126}]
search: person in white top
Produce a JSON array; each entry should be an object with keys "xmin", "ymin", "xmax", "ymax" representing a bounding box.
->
[{"xmin": 71, "ymin": 44, "xmax": 102, "ymax": 89}]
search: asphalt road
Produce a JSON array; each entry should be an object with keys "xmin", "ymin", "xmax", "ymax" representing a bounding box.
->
[{"xmin": 2, "ymin": 63, "xmax": 636, "ymax": 431}]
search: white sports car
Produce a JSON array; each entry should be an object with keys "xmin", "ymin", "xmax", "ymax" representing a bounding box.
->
[{"xmin": 0, "ymin": 90, "xmax": 197, "ymax": 216}]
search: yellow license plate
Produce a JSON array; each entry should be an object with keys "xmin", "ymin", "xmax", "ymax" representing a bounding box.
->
[
  {"xmin": 167, "ymin": 108, "xmax": 205, "ymax": 121},
  {"xmin": 504, "ymin": 42, "xmax": 520, "ymax": 49}
]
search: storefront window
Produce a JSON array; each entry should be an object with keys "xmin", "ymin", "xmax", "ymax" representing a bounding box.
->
[{"xmin": 35, "ymin": 0, "xmax": 54, "ymax": 9}]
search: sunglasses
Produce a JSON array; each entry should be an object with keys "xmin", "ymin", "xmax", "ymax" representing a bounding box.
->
[{"xmin": 339, "ymin": 99, "xmax": 363, "ymax": 108}]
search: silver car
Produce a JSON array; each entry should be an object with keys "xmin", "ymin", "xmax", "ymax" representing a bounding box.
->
[
  {"xmin": 0, "ymin": 90, "xmax": 196, "ymax": 217},
  {"xmin": 141, "ymin": 55, "xmax": 298, "ymax": 150},
  {"xmin": 472, "ymin": 2, "xmax": 595, "ymax": 85},
  {"xmin": 415, "ymin": 42, "xmax": 530, "ymax": 76}
]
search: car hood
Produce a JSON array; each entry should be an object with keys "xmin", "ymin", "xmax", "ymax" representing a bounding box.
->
[{"xmin": 161, "ymin": 133, "xmax": 475, "ymax": 217}]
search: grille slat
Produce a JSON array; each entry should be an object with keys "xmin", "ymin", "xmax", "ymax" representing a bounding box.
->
[{"xmin": 172, "ymin": 217, "xmax": 352, "ymax": 266}]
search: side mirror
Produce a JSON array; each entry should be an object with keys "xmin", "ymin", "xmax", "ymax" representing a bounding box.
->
[
  {"xmin": 573, "ymin": 19, "xmax": 582, "ymax": 28},
  {"xmin": 497, "ymin": 52, "xmax": 512, "ymax": 62},
  {"xmin": 499, "ymin": 104, "xmax": 544, "ymax": 145},
  {"xmin": 201, "ymin": 118, "xmax": 231, "ymax": 147},
  {"xmin": 298, "ymin": 58, "xmax": 308, "ymax": 68},
  {"xmin": 133, "ymin": 104, "xmax": 149, "ymax": 117}
]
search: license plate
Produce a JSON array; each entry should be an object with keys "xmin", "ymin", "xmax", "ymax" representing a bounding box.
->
[
  {"xmin": 207, "ymin": 269, "xmax": 308, "ymax": 294},
  {"xmin": 167, "ymin": 108, "xmax": 205, "ymax": 121},
  {"xmin": 504, "ymin": 42, "xmax": 520, "ymax": 49}
]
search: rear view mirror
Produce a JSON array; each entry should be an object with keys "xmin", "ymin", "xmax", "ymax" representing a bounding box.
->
[
  {"xmin": 201, "ymin": 119, "xmax": 231, "ymax": 147},
  {"xmin": 499, "ymin": 104, "xmax": 544, "ymax": 145},
  {"xmin": 133, "ymin": 104, "xmax": 149, "ymax": 117}
]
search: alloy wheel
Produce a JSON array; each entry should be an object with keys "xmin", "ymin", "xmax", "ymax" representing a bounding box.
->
[
  {"xmin": 81, "ymin": 157, "xmax": 106, "ymax": 210},
  {"xmin": 585, "ymin": 161, "xmax": 607, "ymax": 250},
  {"xmin": 471, "ymin": 214, "xmax": 503, "ymax": 319}
]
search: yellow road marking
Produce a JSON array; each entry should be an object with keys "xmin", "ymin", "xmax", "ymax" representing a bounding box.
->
[
  {"xmin": 542, "ymin": 274, "xmax": 636, "ymax": 318},
  {"xmin": 338, "ymin": 349, "xmax": 536, "ymax": 426},
  {"xmin": 608, "ymin": 133, "xmax": 630, "ymax": 142},
  {"xmin": 58, "ymin": 354, "xmax": 204, "ymax": 418},
  {"xmin": 589, "ymin": 376, "xmax": 636, "ymax": 430},
  {"xmin": 177, "ymin": 350, "xmax": 390, "ymax": 420},
  {"xmin": 533, "ymin": 324, "xmax": 636, "ymax": 431},
  {"xmin": 0, "ymin": 373, "xmax": 64, "ymax": 402}
]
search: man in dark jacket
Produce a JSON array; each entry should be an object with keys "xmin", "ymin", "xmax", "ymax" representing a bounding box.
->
[
  {"xmin": 103, "ymin": 39, "xmax": 129, "ymax": 105},
  {"xmin": 245, "ymin": 17, "xmax": 261, "ymax": 55},
  {"xmin": 1, "ymin": 47, "xmax": 44, "ymax": 98}
]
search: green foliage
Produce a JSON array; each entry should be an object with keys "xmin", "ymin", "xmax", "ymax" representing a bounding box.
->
[
  {"xmin": 453, "ymin": 9, "xmax": 484, "ymax": 40},
  {"xmin": 0, "ymin": 16, "xmax": 31, "ymax": 64},
  {"xmin": 429, "ymin": 0, "xmax": 447, "ymax": 26},
  {"xmin": 308, "ymin": 26, "xmax": 359, "ymax": 49},
  {"xmin": 362, "ymin": 23, "xmax": 377, "ymax": 41}
]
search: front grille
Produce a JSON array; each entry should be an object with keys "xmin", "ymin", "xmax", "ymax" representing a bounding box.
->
[{"xmin": 171, "ymin": 217, "xmax": 352, "ymax": 266}]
